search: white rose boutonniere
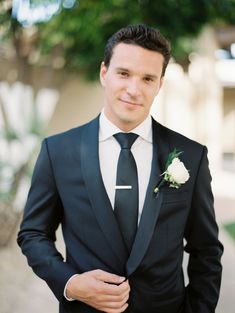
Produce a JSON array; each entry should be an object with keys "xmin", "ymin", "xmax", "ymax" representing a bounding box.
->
[
  {"xmin": 154, "ymin": 149, "xmax": 190, "ymax": 194},
  {"xmin": 165, "ymin": 157, "xmax": 190, "ymax": 187}
]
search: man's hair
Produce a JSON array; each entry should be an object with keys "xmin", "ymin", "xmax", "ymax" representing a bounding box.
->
[{"xmin": 104, "ymin": 24, "xmax": 171, "ymax": 77}]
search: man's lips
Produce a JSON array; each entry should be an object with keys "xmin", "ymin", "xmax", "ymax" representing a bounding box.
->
[{"xmin": 119, "ymin": 98, "xmax": 141, "ymax": 106}]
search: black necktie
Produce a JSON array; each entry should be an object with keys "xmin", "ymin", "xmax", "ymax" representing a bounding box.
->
[{"xmin": 114, "ymin": 132, "xmax": 139, "ymax": 252}]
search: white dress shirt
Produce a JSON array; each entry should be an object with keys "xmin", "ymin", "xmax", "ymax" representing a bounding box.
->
[
  {"xmin": 64, "ymin": 112, "xmax": 153, "ymax": 300},
  {"xmin": 99, "ymin": 111, "xmax": 153, "ymax": 223}
]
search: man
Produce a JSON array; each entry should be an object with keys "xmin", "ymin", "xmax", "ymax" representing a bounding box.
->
[{"xmin": 18, "ymin": 24, "xmax": 223, "ymax": 313}]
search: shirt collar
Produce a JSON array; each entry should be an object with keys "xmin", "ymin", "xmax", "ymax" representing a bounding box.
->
[{"xmin": 99, "ymin": 110, "xmax": 152, "ymax": 143}]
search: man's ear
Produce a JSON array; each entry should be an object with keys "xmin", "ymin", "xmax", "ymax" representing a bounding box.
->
[
  {"xmin": 155, "ymin": 77, "xmax": 164, "ymax": 96},
  {"xmin": 159, "ymin": 77, "xmax": 164, "ymax": 89},
  {"xmin": 100, "ymin": 62, "xmax": 107, "ymax": 87}
]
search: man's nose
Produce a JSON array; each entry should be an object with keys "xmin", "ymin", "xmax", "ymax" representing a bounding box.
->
[{"xmin": 126, "ymin": 78, "xmax": 141, "ymax": 96}]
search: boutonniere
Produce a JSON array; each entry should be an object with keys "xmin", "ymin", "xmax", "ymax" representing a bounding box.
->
[{"xmin": 154, "ymin": 148, "xmax": 190, "ymax": 195}]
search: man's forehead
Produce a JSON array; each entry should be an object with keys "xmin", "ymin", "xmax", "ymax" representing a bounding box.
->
[{"xmin": 109, "ymin": 44, "xmax": 163, "ymax": 76}]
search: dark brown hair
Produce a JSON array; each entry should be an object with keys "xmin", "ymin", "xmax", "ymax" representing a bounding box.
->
[{"xmin": 104, "ymin": 24, "xmax": 171, "ymax": 77}]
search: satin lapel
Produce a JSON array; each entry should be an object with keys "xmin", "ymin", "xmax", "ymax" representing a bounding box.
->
[
  {"xmin": 126, "ymin": 120, "xmax": 170, "ymax": 276},
  {"xmin": 80, "ymin": 117, "xmax": 128, "ymax": 265}
]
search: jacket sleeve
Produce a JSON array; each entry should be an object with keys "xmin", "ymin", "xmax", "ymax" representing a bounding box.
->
[
  {"xmin": 17, "ymin": 139, "xmax": 78, "ymax": 301},
  {"xmin": 184, "ymin": 146, "xmax": 223, "ymax": 313}
]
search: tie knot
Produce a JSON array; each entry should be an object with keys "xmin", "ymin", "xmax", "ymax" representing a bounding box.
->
[{"xmin": 114, "ymin": 132, "xmax": 138, "ymax": 149}]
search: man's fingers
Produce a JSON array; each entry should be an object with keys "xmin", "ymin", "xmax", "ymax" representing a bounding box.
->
[
  {"xmin": 100, "ymin": 279, "xmax": 130, "ymax": 297},
  {"xmin": 94, "ymin": 287, "xmax": 130, "ymax": 303},
  {"xmin": 94, "ymin": 269, "xmax": 126, "ymax": 285},
  {"xmin": 88, "ymin": 294, "xmax": 129, "ymax": 313},
  {"xmin": 65, "ymin": 269, "xmax": 130, "ymax": 312},
  {"xmin": 102, "ymin": 302, "xmax": 129, "ymax": 313}
]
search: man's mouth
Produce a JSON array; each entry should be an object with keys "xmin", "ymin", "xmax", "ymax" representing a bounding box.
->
[{"xmin": 119, "ymin": 98, "xmax": 141, "ymax": 106}]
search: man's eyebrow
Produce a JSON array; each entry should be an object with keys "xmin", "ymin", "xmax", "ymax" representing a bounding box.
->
[
  {"xmin": 115, "ymin": 67, "xmax": 159, "ymax": 79},
  {"xmin": 115, "ymin": 67, "xmax": 129, "ymax": 72},
  {"xmin": 144, "ymin": 74, "xmax": 158, "ymax": 80}
]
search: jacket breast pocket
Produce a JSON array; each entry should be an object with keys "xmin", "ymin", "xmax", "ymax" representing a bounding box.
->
[{"xmin": 162, "ymin": 190, "xmax": 188, "ymax": 204}]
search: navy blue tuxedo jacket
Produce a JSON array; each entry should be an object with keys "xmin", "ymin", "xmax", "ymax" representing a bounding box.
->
[{"xmin": 18, "ymin": 116, "xmax": 223, "ymax": 313}]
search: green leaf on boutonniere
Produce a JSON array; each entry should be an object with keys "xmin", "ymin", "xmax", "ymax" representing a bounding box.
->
[{"xmin": 165, "ymin": 148, "xmax": 182, "ymax": 169}]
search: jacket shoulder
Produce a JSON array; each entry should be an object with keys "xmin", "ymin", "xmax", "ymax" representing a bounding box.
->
[
  {"xmin": 44, "ymin": 116, "xmax": 98, "ymax": 147},
  {"xmin": 154, "ymin": 120, "xmax": 205, "ymax": 152}
]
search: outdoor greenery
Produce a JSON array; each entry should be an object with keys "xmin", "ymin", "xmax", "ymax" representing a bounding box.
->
[
  {"xmin": 38, "ymin": 0, "xmax": 235, "ymax": 79},
  {"xmin": 224, "ymin": 221, "xmax": 235, "ymax": 241},
  {"xmin": 1, "ymin": 0, "xmax": 235, "ymax": 79}
]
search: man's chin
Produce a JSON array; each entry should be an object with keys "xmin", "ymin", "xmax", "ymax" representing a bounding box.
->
[{"xmin": 116, "ymin": 115, "xmax": 145, "ymax": 131}]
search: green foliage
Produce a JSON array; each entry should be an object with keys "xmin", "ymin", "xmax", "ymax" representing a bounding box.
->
[
  {"xmin": 0, "ymin": 4, "xmax": 11, "ymax": 41},
  {"xmin": 37, "ymin": 0, "xmax": 235, "ymax": 79},
  {"xmin": 3, "ymin": 0, "xmax": 235, "ymax": 79},
  {"xmin": 224, "ymin": 221, "xmax": 235, "ymax": 241}
]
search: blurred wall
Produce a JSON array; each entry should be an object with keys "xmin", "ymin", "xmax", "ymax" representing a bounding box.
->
[{"xmin": 48, "ymin": 76, "xmax": 104, "ymax": 135}]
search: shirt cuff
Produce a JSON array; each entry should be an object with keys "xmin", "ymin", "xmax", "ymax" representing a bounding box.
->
[{"xmin": 63, "ymin": 274, "xmax": 79, "ymax": 301}]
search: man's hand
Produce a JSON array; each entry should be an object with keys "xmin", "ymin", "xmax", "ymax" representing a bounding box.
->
[{"xmin": 66, "ymin": 269, "xmax": 130, "ymax": 313}]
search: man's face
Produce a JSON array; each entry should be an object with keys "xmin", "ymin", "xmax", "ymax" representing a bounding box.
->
[{"xmin": 100, "ymin": 43, "xmax": 164, "ymax": 131}]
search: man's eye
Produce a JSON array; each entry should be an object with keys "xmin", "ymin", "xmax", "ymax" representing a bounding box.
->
[
  {"xmin": 144, "ymin": 77, "xmax": 153, "ymax": 82},
  {"xmin": 118, "ymin": 72, "xmax": 128, "ymax": 77}
]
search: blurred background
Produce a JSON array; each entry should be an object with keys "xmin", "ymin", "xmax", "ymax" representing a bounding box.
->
[{"xmin": 0, "ymin": 0, "xmax": 235, "ymax": 312}]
